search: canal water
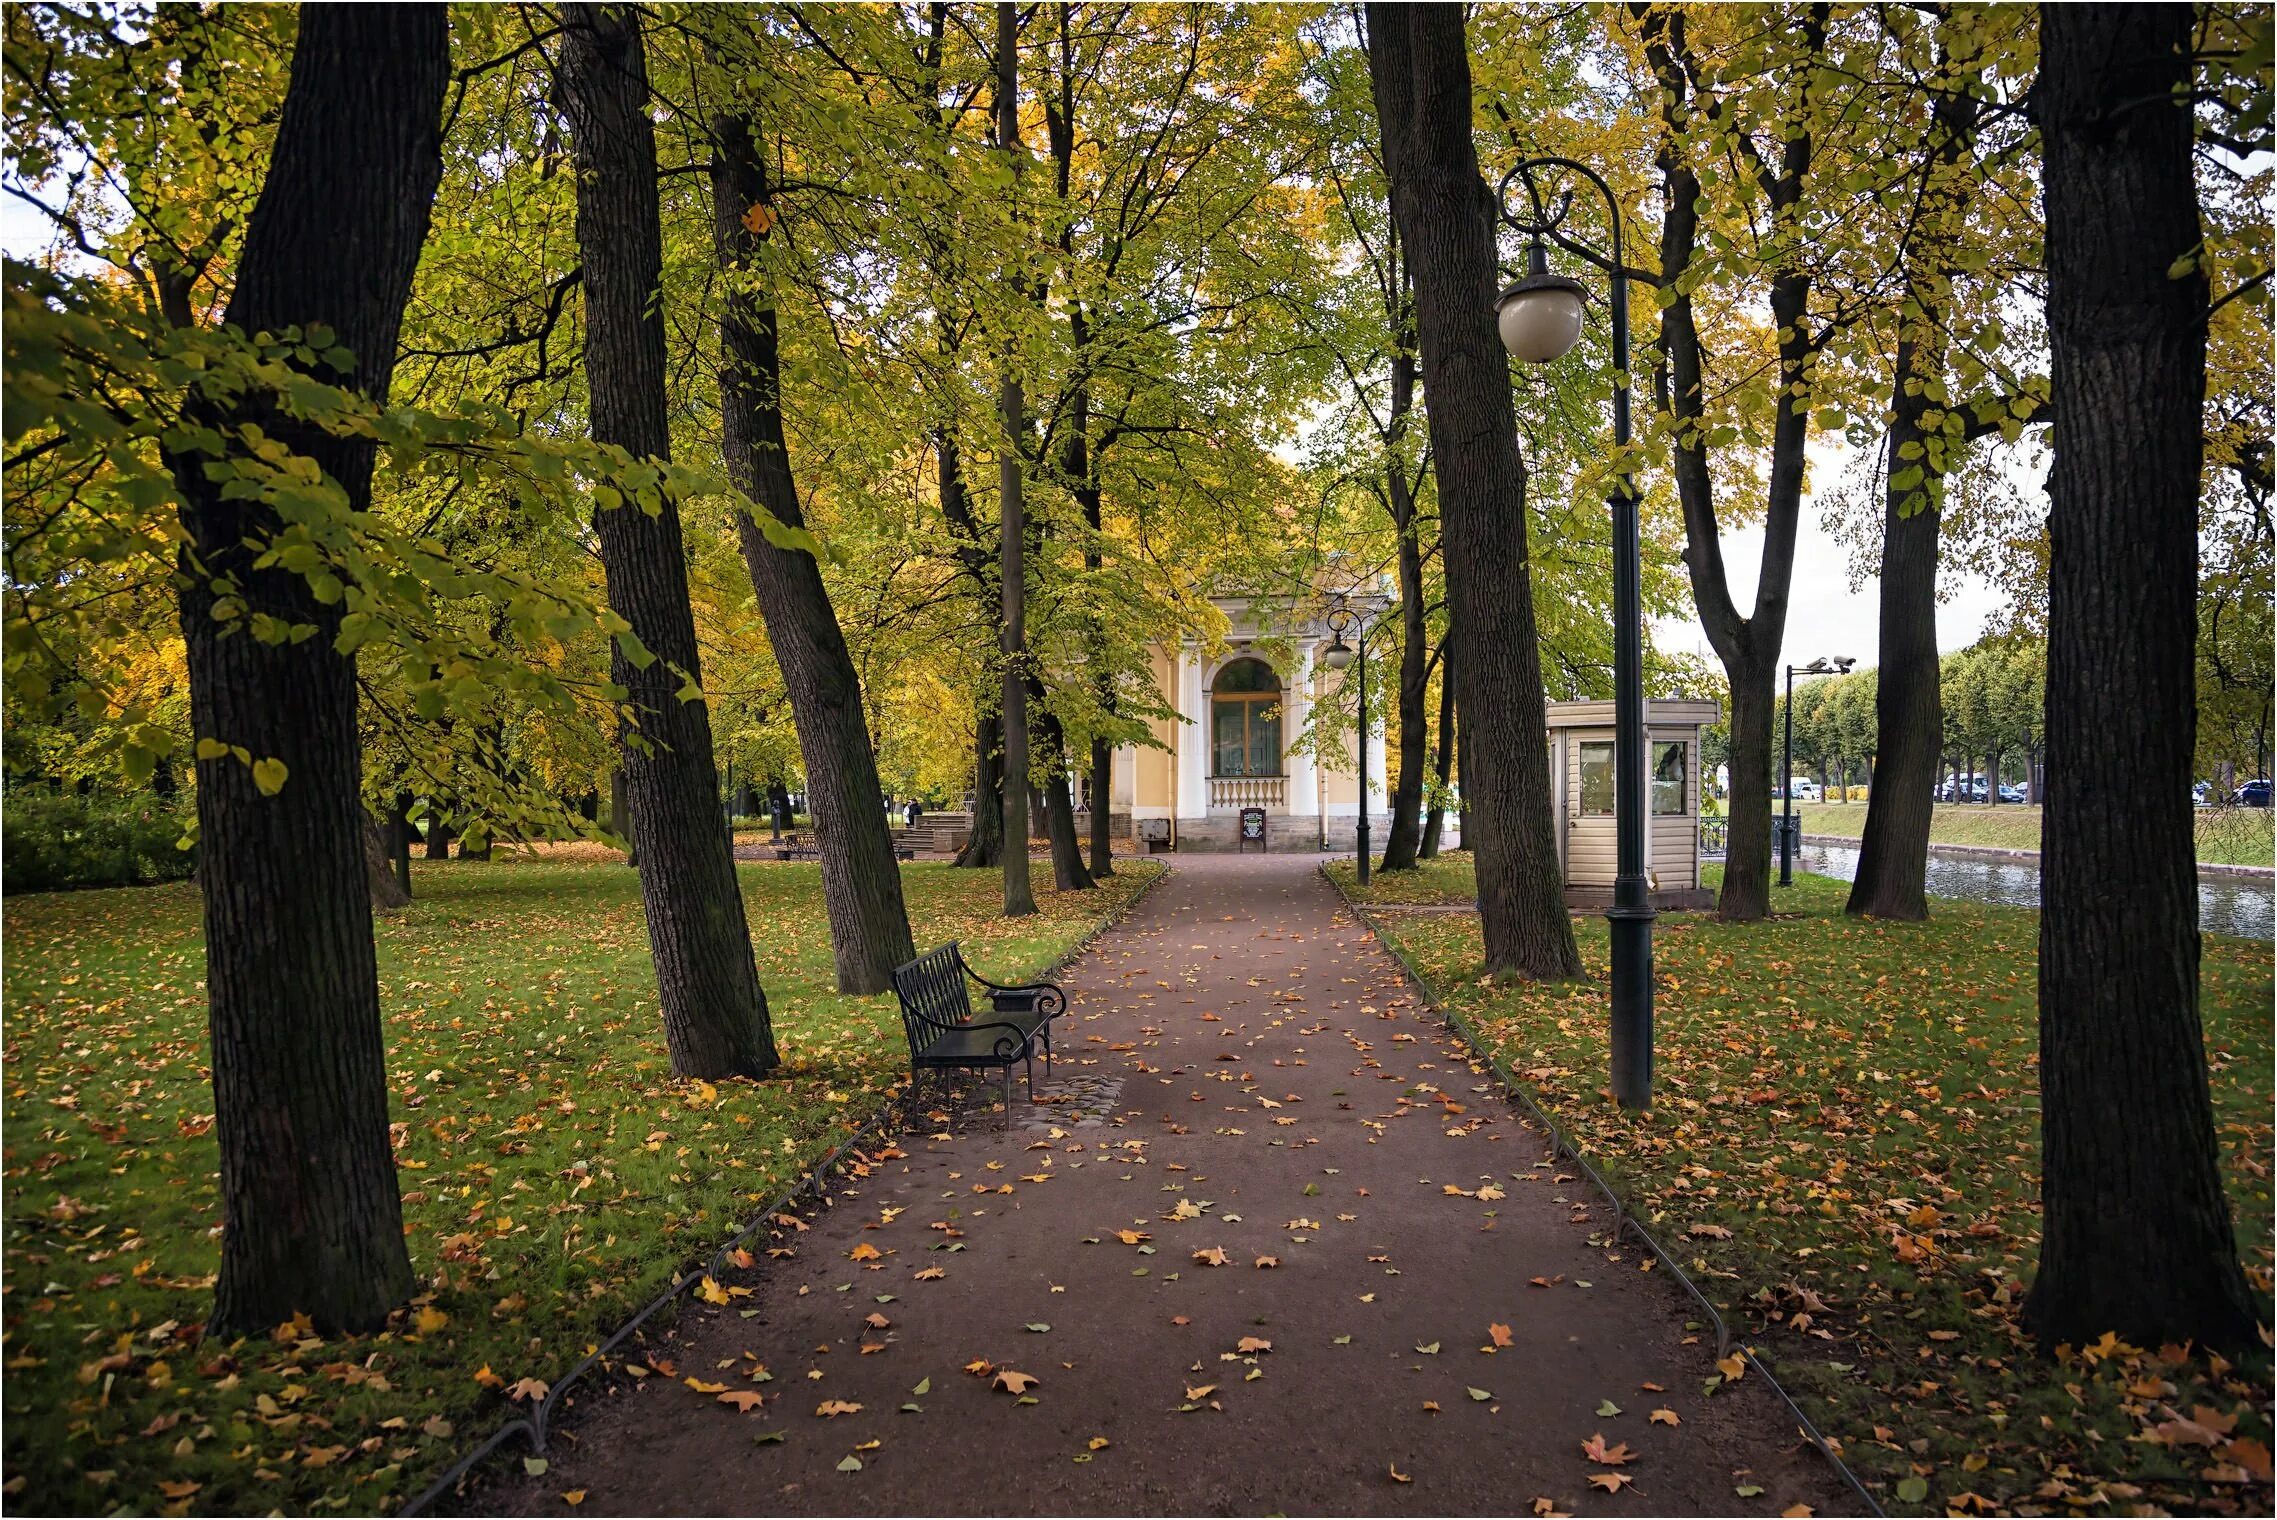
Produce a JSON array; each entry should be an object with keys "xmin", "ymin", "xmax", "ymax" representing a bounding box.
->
[{"xmin": 1793, "ymin": 841, "xmax": 2276, "ymax": 943}]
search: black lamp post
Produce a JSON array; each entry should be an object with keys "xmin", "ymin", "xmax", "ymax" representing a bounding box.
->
[
  {"xmin": 1493, "ymin": 157, "xmax": 1653, "ymax": 1110},
  {"xmin": 1779, "ymin": 654, "xmax": 1855, "ymax": 886},
  {"xmin": 1322, "ymin": 600, "xmax": 1372, "ymax": 886}
]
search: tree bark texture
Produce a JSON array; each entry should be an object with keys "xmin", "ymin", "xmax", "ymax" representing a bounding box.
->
[
  {"xmin": 994, "ymin": 0, "xmax": 1036, "ymax": 918},
  {"xmin": 1087, "ymin": 735, "xmax": 1115, "ymax": 877},
  {"xmin": 1850, "ymin": 38, "xmax": 1983, "ymax": 921},
  {"xmin": 1379, "ymin": 484, "xmax": 1430, "ymax": 871},
  {"xmin": 171, "ymin": 2, "xmax": 445, "ymax": 1336},
  {"xmin": 387, "ymin": 790, "xmax": 415, "ymax": 900},
  {"xmin": 1033, "ymin": 694, "xmax": 1093, "ymax": 892},
  {"xmin": 955, "ymin": 709, "xmax": 1006, "ymax": 868},
  {"xmin": 1419, "ymin": 638, "xmax": 1455, "ymax": 858},
  {"xmin": 1366, "ymin": 3, "xmax": 1578, "ymax": 979},
  {"xmin": 364, "ymin": 809, "xmax": 410, "ymax": 912},
  {"xmin": 710, "ymin": 111, "xmax": 916, "ymax": 993},
  {"xmin": 2023, "ymin": 2, "xmax": 2257, "ymax": 1353},
  {"xmin": 1847, "ymin": 396, "xmax": 1941, "ymax": 920},
  {"xmin": 1637, "ymin": 5, "xmax": 1825, "ymax": 922},
  {"xmin": 562, "ymin": 2, "xmax": 777, "ymax": 1077}
]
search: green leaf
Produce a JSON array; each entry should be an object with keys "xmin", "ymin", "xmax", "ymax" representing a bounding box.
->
[
  {"xmin": 523, "ymin": 1457, "xmax": 548, "ymax": 1476},
  {"xmin": 1467, "ymin": 1387, "xmax": 1493, "ymax": 1402},
  {"xmin": 1897, "ymin": 1477, "xmax": 1929, "ymax": 1503},
  {"xmin": 251, "ymin": 757, "xmax": 288, "ymax": 795},
  {"xmin": 911, "ymin": 1378, "xmax": 930, "ymax": 1396},
  {"xmin": 1596, "ymin": 1399, "xmax": 1621, "ymax": 1417},
  {"xmin": 836, "ymin": 1456, "xmax": 863, "ymax": 1473}
]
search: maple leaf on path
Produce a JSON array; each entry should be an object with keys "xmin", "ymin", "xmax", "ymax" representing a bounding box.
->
[
  {"xmin": 1588, "ymin": 1473, "xmax": 1635, "ymax": 1493},
  {"xmin": 1580, "ymin": 1434, "xmax": 1635, "ymax": 1466}
]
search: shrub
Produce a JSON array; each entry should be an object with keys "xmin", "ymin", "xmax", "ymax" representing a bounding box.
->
[{"xmin": 2, "ymin": 788, "xmax": 196, "ymax": 894}]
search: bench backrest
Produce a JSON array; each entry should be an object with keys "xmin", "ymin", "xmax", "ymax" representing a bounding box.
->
[{"xmin": 891, "ymin": 941, "xmax": 975, "ymax": 1056}]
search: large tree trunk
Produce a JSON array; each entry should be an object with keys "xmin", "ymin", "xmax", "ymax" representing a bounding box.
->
[
  {"xmin": 1035, "ymin": 702, "xmax": 1093, "ymax": 892},
  {"xmin": 1454, "ymin": 666, "xmax": 1471, "ymax": 853},
  {"xmin": 562, "ymin": 2, "xmax": 777, "ymax": 1078},
  {"xmin": 954, "ymin": 709, "xmax": 1005, "ymax": 867},
  {"xmin": 1366, "ymin": 3, "xmax": 1578, "ymax": 980},
  {"xmin": 1847, "ymin": 24, "xmax": 1984, "ymax": 918},
  {"xmin": 1379, "ymin": 466, "xmax": 1429, "ymax": 871},
  {"xmin": 171, "ymin": 3, "xmax": 445, "ymax": 1336},
  {"xmin": 710, "ymin": 111, "xmax": 916, "ymax": 994},
  {"xmin": 364, "ymin": 810, "xmax": 411, "ymax": 911},
  {"xmin": 2023, "ymin": 2, "xmax": 2257, "ymax": 1354},
  {"xmin": 1087, "ymin": 736, "xmax": 1115, "ymax": 877},
  {"xmin": 993, "ymin": 0, "xmax": 1036, "ymax": 918},
  {"xmin": 1419, "ymin": 639, "xmax": 1455, "ymax": 859},
  {"xmin": 1848, "ymin": 389, "xmax": 1941, "ymax": 919},
  {"xmin": 1721, "ymin": 666, "xmax": 1777, "ymax": 912},
  {"xmin": 387, "ymin": 790, "xmax": 415, "ymax": 900},
  {"xmin": 1636, "ymin": 6, "xmax": 1825, "ymax": 924}
]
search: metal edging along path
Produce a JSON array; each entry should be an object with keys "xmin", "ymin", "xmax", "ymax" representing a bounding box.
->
[
  {"xmin": 402, "ymin": 860, "xmax": 1170, "ymax": 1516},
  {"xmin": 1323, "ymin": 866, "xmax": 1887, "ymax": 1520}
]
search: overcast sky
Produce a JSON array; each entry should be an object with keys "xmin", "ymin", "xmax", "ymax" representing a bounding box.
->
[
  {"xmin": 1652, "ymin": 438, "xmax": 2020, "ymax": 675},
  {"xmin": 1653, "ymin": 513, "xmax": 2012, "ymax": 674}
]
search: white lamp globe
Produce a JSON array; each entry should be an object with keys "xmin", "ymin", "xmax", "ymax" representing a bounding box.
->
[
  {"xmin": 1495, "ymin": 242, "xmax": 1588, "ymax": 364},
  {"xmin": 1321, "ymin": 638, "xmax": 1354, "ymax": 671}
]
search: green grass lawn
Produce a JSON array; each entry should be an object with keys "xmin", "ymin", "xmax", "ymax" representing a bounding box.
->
[
  {"xmin": 1796, "ymin": 801, "xmax": 2275, "ymax": 868},
  {"xmin": 1, "ymin": 856, "xmax": 1158, "ymax": 1516},
  {"xmin": 1331, "ymin": 859, "xmax": 2274, "ymax": 1514}
]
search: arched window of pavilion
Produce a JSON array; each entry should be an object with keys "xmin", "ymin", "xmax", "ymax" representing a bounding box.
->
[{"xmin": 1210, "ymin": 658, "xmax": 1283, "ymax": 776}]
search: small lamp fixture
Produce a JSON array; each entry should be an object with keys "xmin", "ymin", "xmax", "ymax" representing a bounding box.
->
[
  {"xmin": 1494, "ymin": 238, "xmax": 1588, "ymax": 364},
  {"xmin": 1321, "ymin": 636, "xmax": 1354, "ymax": 671}
]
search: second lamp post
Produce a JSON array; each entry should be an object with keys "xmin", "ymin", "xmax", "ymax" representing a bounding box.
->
[
  {"xmin": 1321, "ymin": 599, "xmax": 1373, "ymax": 886},
  {"xmin": 1491, "ymin": 156, "xmax": 1654, "ymax": 1111},
  {"xmin": 1780, "ymin": 655, "xmax": 1855, "ymax": 885}
]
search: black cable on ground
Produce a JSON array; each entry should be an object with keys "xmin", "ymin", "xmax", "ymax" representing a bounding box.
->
[
  {"xmin": 1326, "ymin": 870, "xmax": 1886, "ymax": 1519},
  {"xmin": 402, "ymin": 862, "xmax": 1170, "ymax": 1516}
]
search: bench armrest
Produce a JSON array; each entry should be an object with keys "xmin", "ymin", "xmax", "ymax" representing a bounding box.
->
[
  {"xmin": 932, "ymin": 1018, "xmax": 1037, "ymax": 1062},
  {"xmin": 966, "ymin": 963, "xmax": 1067, "ymax": 1018}
]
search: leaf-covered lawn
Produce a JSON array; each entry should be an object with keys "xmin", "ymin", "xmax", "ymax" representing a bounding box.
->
[
  {"xmin": 1, "ymin": 857, "xmax": 1158, "ymax": 1516},
  {"xmin": 1335, "ymin": 861, "xmax": 2274, "ymax": 1515},
  {"xmin": 1796, "ymin": 801, "xmax": 2275, "ymax": 869}
]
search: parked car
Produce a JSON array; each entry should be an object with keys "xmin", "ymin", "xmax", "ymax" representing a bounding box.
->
[
  {"xmin": 2234, "ymin": 779, "xmax": 2272, "ymax": 808},
  {"xmin": 1998, "ymin": 783, "xmax": 2027, "ymax": 804},
  {"xmin": 2195, "ymin": 780, "xmax": 2215, "ymax": 807},
  {"xmin": 1775, "ymin": 778, "xmax": 1822, "ymax": 803},
  {"xmin": 1936, "ymin": 776, "xmax": 1981, "ymax": 803}
]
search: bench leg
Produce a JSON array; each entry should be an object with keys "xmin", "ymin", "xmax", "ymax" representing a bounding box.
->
[
  {"xmin": 999, "ymin": 1065, "xmax": 1012, "ymax": 1127},
  {"xmin": 1025, "ymin": 1050, "xmax": 1036, "ymax": 1100}
]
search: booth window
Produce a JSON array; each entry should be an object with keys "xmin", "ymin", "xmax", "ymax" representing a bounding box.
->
[
  {"xmin": 1578, "ymin": 741, "xmax": 1614, "ymax": 814},
  {"xmin": 1652, "ymin": 741, "xmax": 1688, "ymax": 815}
]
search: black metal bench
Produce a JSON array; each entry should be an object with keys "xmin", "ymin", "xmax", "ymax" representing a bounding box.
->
[{"xmin": 891, "ymin": 942, "xmax": 1066, "ymax": 1119}]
